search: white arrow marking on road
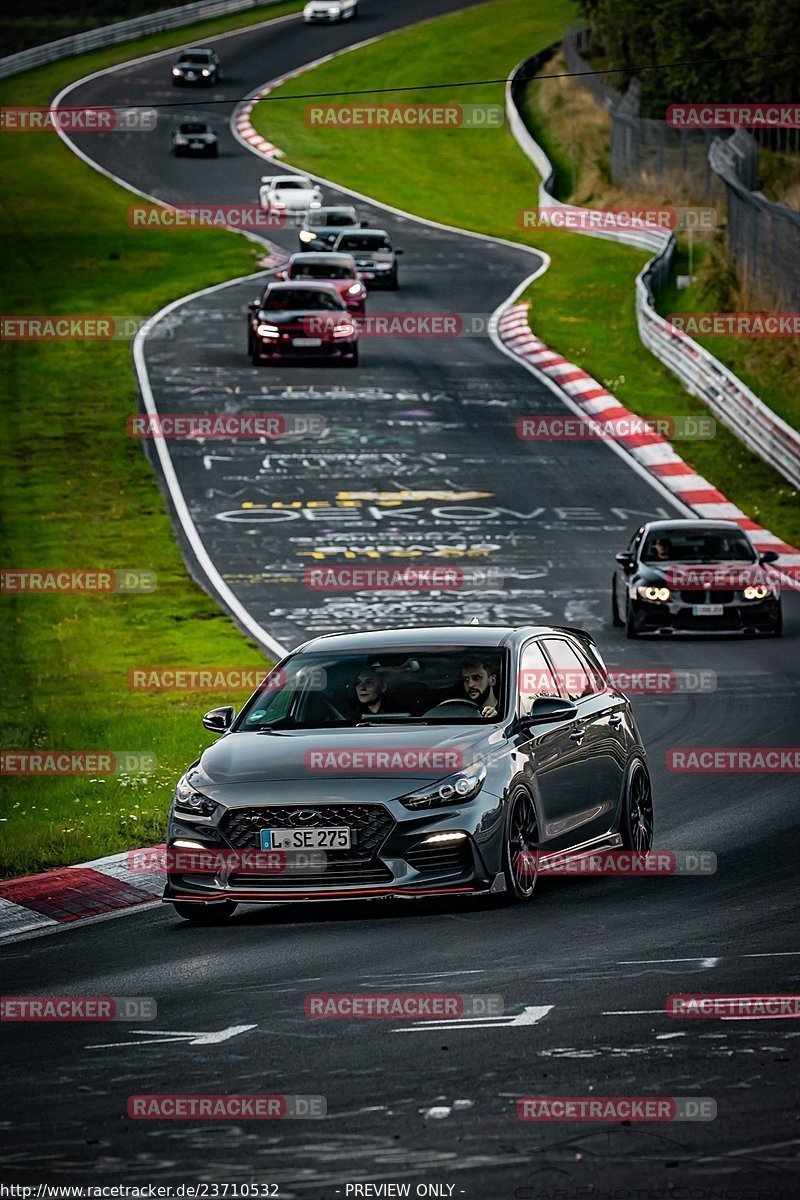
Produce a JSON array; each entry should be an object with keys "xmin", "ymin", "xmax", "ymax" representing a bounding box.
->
[
  {"xmin": 87, "ymin": 1024, "xmax": 256, "ymax": 1049},
  {"xmin": 394, "ymin": 1005, "xmax": 553, "ymax": 1033}
]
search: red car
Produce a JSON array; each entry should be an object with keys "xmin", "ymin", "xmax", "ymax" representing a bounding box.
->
[
  {"xmin": 247, "ymin": 282, "xmax": 359, "ymax": 367},
  {"xmin": 276, "ymin": 253, "xmax": 367, "ymax": 314}
]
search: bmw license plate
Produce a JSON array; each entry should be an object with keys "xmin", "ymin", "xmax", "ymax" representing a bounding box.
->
[
  {"xmin": 693, "ymin": 604, "xmax": 724, "ymax": 616},
  {"xmin": 292, "ymin": 337, "xmax": 322, "ymax": 347},
  {"xmin": 261, "ymin": 827, "xmax": 351, "ymax": 850},
  {"xmin": 190, "ymin": 142, "xmax": 204, "ymax": 149}
]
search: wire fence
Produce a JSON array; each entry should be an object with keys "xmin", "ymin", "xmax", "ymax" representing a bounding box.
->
[{"xmin": 710, "ymin": 132, "xmax": 800, "ymax": 308}]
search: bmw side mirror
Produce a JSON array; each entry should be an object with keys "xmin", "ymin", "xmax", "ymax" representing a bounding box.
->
[
  {"xmin": 615, "ymin": 552, "xmax": 633, "ymax": 570},
  {"xmin": 359, "ymin": 219, "xmax": 370, "ymax": 227},
  {"xmin": 760, "ymin": 550, "xmax": 779, "ymax": 564},
  {"xmin": 203, "ymin": 706, "xmax": 235, "ymax": 733},
  {"xmin": 395, "ymin": 248, "xmax": 404, "ymax": 255},
  {"xmin": 518, "ymin": 696, "xmax": 578, "ymax": 729},
  {"xmin": 248, "ymin": 298, "xmax": 259, "ymax": 310}
]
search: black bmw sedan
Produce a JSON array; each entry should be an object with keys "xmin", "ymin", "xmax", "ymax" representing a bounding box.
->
[
  {"xmin": 612, "ymin": 519, "xmax": 782, "ymax": 637},
  {"xmin": 163, "ymin": 625, "xmax": 653, "ymax": 922}
]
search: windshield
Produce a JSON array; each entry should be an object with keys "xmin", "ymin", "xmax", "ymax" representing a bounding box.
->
[
  {"xmin": 178, "ymin": 123, "xmax": 209, "ymax": 134},
  {"xmin": 337, "ymin": 234, "xmax": 392, "ymax": 251},
  {"xmin": 641, "ymin": 529, "xmax": 756, "ymax": 563},
  {"xmin": 235, "ymin": 647, "xmax": 509, "ymax": 729},
  {"xmin": 273, "ymin": 179, "xmax": 310, "ymax": 190},
  {"xmin": 263, "ymin": 288, "xmax": 344, "ymax": 311},
  {"xmin": 181, "ymin": 52, "xmax": 212, "ymax": 63},
  {"xmin": 290, "ymin": 262, "xmax": 355, "ymax": 280}
]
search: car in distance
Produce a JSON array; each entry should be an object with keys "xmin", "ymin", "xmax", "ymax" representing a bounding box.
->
[
  {"xmin": 162, "ymin": 624, "xmax": 653, "ymax": 922},
  {"xmin": 171, "ymin": 122, "xmax": 218, "ymax": 157},
  {"xmin": 259, "ymin": 174, "xmax": 324, "ymax": 215},
  {"xmin": 172, "ymin": 48, "xmax": 222, "ymax": 86},
  {"xmin": 331, "ymin": 228, "xmax": 402, "ymax": 288},
  {"xmin": 612, "ymin": 519, "xmax": 782, "ymax": 638},
  {"xmin": 298, "ymin": 206, "xmax": 363, "ymax": 251},
  {"xmin": 276, "ymin": 253, "xmax": 367, "ymax": 314},
  {"xmin": 303, "ymin": 0, "xmax": 358, "ymax": 22},
  {"xmin": 247, "ymin": 281, "xmax": 358, "ymax": 366}
]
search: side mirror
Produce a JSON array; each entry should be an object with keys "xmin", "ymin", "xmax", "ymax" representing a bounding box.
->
[
  {"xmin": 760, "ymin": 550, "xmax": 779, "ymax": 564},
  {"xmin": 202, "ymin": 706, "xmax": 235, "ymax": 733},
  {"xmin": 359, "ymin": 219, "xmax": 370, "ymax": 227},
  {"xmin": 615, "ymin": 552, "xmax": 634, "ymax": 570},
  {"xmin": 518, "ymin": 696, "xmax": 578, "ymax": 729},
  {"xmin": 394, "ymin": 248, "xmax": 404, "ymax": 255},
  {"xmin": 275, "ymin": 269, "xmax": 287, "ymax": 280},
  {"xmin": 247, "ymin": 298, "xmax": 260, "ymax": 310}
]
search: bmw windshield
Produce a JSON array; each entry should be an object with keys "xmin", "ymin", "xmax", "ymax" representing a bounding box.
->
[{"xmin": 235, "ymin": 647, "xmax": 509, "ymax": 729}]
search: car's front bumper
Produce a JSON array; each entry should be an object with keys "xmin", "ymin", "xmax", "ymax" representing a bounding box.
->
[
  {"xmin": 631, "ymin": 596, "xmax": 781, "ymax": 634},
  {"xmin": 164, "ymin": 791, "xmax": 506, "ymax": 903}
]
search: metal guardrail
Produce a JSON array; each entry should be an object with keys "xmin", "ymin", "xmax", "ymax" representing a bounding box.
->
[
  {"xmin": 507, "ymin": 50, "xmax": 800, "ymax": 491},
  {"xmin": 0, "ymin": 0, "xmax": 288, "ymax": 80}
]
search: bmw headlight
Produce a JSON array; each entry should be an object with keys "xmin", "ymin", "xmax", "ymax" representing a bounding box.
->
[
  {"xmin": 172, "ymin": 68, "xmax": 182, "ymax": 76},
  {"xmin": 347, "ymin": 283, "xmax": 363, "ymax": 295},
  {"xmin": 638, "ymin": 585, "xmax": 671, "ymax": 602},
  {"xmin": 174, "ymin": 136, "xmax": 187, "ymax": 145},
  {"xmin": 299, "ymin": 229, "xmax": 317, "ymax": 243},
  {"xmin": 743, "ymin": 584, "xmax": 769, "ymax": 600},
  {"xmin": 308, "ymin": 200, "xmax": 322, "ymax": 210},
  {"xmin": 201, "ymin": 69, "xmax": 211, "ymax": 77},
  {"xmin": 172, "ymin": 773, "xmax": 219, "ymax": 818},
  {"xmin": 257, "ymin": 323, "xmax": 280, "ymax": 337},
  {"xmin": 397, "ymin": 762, "xmax": 486, "ymax": 810}
]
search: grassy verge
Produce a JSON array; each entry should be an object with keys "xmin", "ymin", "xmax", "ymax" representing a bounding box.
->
[
  {"xmin": 251, "ymin": 0, "xmax": 798, "ymax": 545},
  {"xmin": 0, "ymin": 5, "xmax": 308, "ymax": 877}
]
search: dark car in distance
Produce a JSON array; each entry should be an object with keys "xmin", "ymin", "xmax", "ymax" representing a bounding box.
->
[
  {"xmin": 331, "ymin": 228, "xmax": 402, "ymax": 288},
  {"xmin": 247, "ymin": 281, "xmax": 359, "ymax": 366},
  {"xmin": 172, "ymin": 47, "xmax": 222, "ymax": 86},
  {"xmin": 163, "ymin": 624, "xmax": 654, "ymax": 922},
  {"xmin": 298, "ymin": 206, "xmax": 363, "ymax": 251},
  {"xmin": 171, "ymin": 122, "xmax": 218, "ymax": 157},
  {"xmin": 612, "ymin": 519, "xmax": 782, "ymax": 637}
]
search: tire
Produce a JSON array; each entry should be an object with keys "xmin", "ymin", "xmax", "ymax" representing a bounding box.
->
[
  {"xmin": 343, "ymin": 347, "xmax": 359, "ymax": 368},
  {"xmin": 771, "ymin": 606, "xmax": 783, "ymax": 638},
  {"xmin": 502, "ymin": 789, "xmax": 539, "ymax": 902},
  {"xmin": 611, "ymin": 578, "xmax": 623, "ymax": 627},
  {"xmin": 625, "ymin": 597, "xmax": 639, "ymax": 639},
  {"xmin": 387, "ymin": 271, "xmax": 399, "ymax": 290},
  {"xmin": 173, "ymin": 900, "xmax": 238, "ymax": 924},
  {"xmin": 209, "ymin": 146, "xmax": 218, "ymax": 158},
  {"xmin": 619, "ymin": 760, "xmax": 654, "ymax": 852}
]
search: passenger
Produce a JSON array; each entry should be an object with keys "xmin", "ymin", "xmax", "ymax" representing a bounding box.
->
[
  {"xmin": 460, "ymin": 658, "xmax": 500, "ymax": 720},
  {"xmin": 353, "ymin": 667, "xmax": 387, "ymax": 717}
]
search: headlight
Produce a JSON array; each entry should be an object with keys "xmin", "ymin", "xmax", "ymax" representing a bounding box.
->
[
  {"xmin": 397, "ymin": 762, "xmax": 486, "ymax": 811},
  {"xmin": 201, "ymin": 69, "xmax": 211, "ymax": 77},
  {"xmin": 174, "ymin": 137, "xmax": 187, "ymax": 145},
  {"xmin": 333, "ymin": 322, "xmax": 355, "ymax": 338},
  {"xmin": 308, "ymin": 201, "xmax": 322, "ymax": 209},
  {"xmin": 743, "ymin": 584, "xmax": 769, "ymax": 600},
  {"xmin": 299, "ymin": 230, "xmax": 317, "ymax": 243},
  {"xmin": 257, "ymin": 323, "xmax": 280, "ymax": 337},
  {"xmin": 173, "ymin": 773, "xmax": 219, "ymax": 818},
  {"xmin": 638, "ymin": 585, "xmax": 671, "ymax": 602},
  {"xmin": 172, "ymin": 68, "xmax": 181, "ymax": 76},
  {"xmin": 347, "ymin": 283, "xmax": 363, "ymax": 295}
]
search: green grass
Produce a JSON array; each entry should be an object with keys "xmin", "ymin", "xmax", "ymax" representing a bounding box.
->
[
  {"xmin": 0, "ymin": 5, "xmax": 310, "ymax": 878},
  {"xmin": 251, "ymin": 0, "xmax": 798, "ymax": 546}
]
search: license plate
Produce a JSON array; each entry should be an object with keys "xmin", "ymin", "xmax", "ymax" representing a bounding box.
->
[
  {"xmin": 190, "ymin": 143, "xmax": 205, "ymax": 150},
  {"xmin": 261, "ymin": 826, "xmax": 351, "ymax": 850},
  {"xmin": 693, "ymin": 604, "xmax": 724, "ymax": 616},
  {"xmin": 361, "ymin": 272, "xmax": 375, "ymax": 280},
  {"xmin": 293, "ymin": 337, "xmax": 322, "ymax": 347}
]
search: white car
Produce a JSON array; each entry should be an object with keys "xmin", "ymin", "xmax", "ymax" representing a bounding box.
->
[
  {"xmin": 303, "ymin": 0, "xmax": 357, "ymax": 22},
  {"xmin": 259, "ymin": 175, "xmax": 324, "ymax": 215}
]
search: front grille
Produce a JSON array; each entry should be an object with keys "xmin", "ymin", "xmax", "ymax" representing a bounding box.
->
[
  {"xmin": 675, "ymin": 610, "xmax": 739, "ymax": 630},
  {"xmin": 680, "ymin": 589, "xmax": 705, "ymax": 604},
  {"xmin": 405, "ymin": 841, "xmax": 472, "ymax": 876},
  {"xmin": 710, "ymin": 589, "xmax": 735, "ymax": 604},
  {"xmin": 221, "ymin": 804, "xmax": 395, "ymax": 862}
]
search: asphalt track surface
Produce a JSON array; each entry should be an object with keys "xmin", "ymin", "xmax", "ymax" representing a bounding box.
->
[{"xmin": 2, "ymin": 1, "xmax": 799, "ymax": 1194}]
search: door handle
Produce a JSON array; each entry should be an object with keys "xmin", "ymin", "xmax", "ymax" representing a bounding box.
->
[
  {"xmin": 569, "ymin": 727, "xmax": 586, "ymax": 743},
  {"xmin": 608, "ymin": 713, "xmax": 623, "ymax": 727}
]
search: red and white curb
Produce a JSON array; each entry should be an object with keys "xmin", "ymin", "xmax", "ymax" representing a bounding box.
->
[
  {"xmin": 497, "ymin": 302, "xmax": 800, "ymax": 575},
  {"xmin": 0, "ymin": 847, "xmax": 164, "ymax": 941}
]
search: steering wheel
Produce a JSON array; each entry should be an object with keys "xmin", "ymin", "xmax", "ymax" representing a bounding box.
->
[
  {"xmin": 422, "ymin": 698, "xmax": 483, "ymax": 717},
  {"xmin": 319, "ymin": 698, "xmax": 346, "ymax": 721}
]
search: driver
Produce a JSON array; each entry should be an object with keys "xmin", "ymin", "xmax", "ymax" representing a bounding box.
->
[
  {"xmin": 460, "ymin": 658, "xmax": 499, "ymax": 720},
  {"xmin": 649, "ymin": 536, "xmax": 672, "ymax": 561},
  {"xmin": 353, "ymin": 667, "xmax": 387, "ymax": 717}
]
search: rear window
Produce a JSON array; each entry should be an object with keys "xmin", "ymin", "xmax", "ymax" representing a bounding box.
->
[
  {"xmin": 264, "ymin": 288, "xmax": 344, "ymax": 311},
  {"xmin": 337, "ymin": 234, "xmax": 392, "ymax": 251}
]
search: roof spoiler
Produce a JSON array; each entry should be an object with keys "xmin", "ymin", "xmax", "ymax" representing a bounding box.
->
[{"xmin": 552, "ymin": 625, "xmax": 598, "ymax": 647}]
